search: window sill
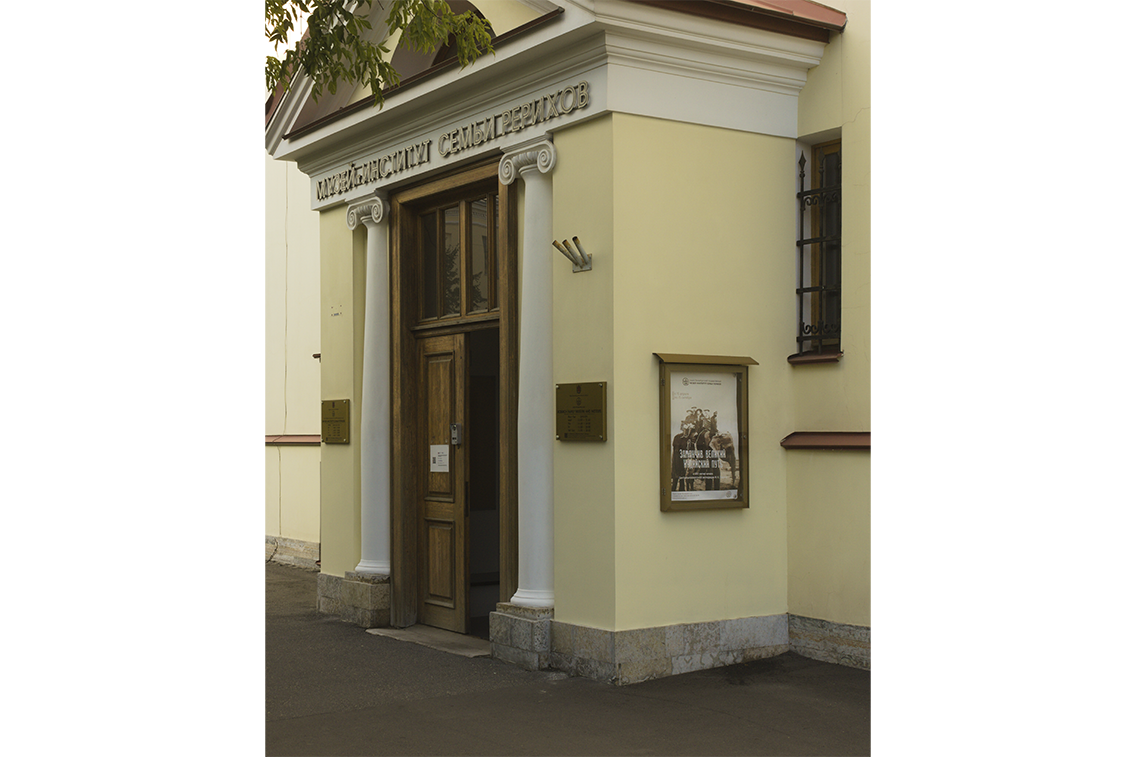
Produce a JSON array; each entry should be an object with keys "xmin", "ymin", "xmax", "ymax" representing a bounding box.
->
[
  {"xmin": 787, "ymin": 351, "xmax": 842, "ymax": 365},
  {"xmin": 780, "ymin": 432, "xmax": 869, "ymax": 450}
]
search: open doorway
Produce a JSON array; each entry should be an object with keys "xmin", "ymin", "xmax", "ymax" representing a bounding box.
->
[{"xmin": 466, "ymin": 327, "xmax": 499, "ymax": 638}]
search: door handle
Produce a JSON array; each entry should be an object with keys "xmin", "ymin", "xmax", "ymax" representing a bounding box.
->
[{"xmin": 450, "ymin": 423, "xmax": 463, "ymax": 446}]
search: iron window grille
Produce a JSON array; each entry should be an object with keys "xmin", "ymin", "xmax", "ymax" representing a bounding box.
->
[{"xmin": 795, "ymin": 142, "xmax": 842, "ymax": 356}]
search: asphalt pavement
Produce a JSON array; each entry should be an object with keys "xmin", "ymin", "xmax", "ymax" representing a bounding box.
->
[{"xmin": 266, "ymin": 562, "xmax": 870, "ymax": 756}]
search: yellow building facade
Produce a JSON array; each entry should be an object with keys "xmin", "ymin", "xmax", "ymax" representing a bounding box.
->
[
  {"xmin": 265, "ymin": 155, "xmax": 323, "ymax": 569},
  {"xmin": 266, "ymin": 0, "xmax": 869, "ymax": 683}
]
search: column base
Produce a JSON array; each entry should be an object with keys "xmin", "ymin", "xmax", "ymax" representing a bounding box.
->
[
  {"xmin": 316, "ymin": 571, "xmax": 391, "ymax": 628},
  {"xmin": 489, "ymin": 603, "xmax": 553, "ymax": 671},
  {"xmin": 353, "ymin": 559, "xmax": 390, "ymax": 576},
  {"xmin": 509, "ymin": 588, "xmax": 554, "ymax": 608}
]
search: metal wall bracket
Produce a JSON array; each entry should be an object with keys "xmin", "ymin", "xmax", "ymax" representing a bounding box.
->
[{"xmin": 553, "ymin": 237, "xmax": 592, "ymax": 273}]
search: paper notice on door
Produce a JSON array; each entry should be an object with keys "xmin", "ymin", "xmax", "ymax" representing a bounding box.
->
[{"xmin": 430, "ymin": 444, "xmax": 450, "ymax": 473}]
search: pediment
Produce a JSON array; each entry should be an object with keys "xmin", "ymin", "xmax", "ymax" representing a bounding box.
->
[
  {"xmin": 266, "ymin": 0, "xmax": 847, "ymax": 208},
  {"xmin": 267, "ymin": 1, "xmax": 557, "ymax": 152}
]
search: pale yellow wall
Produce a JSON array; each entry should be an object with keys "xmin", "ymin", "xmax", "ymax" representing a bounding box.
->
[
  {"xmin": 796, "ymin": 26, "xmax": 842, "ymax": 141},
  {"xmin": 786, "ymin": 0, "xmax": 871, "ymax": 628},
  {"xmin": 786, "ymin": 451, "xmax": 869, "ymax": 626},
  {"xmin": 794, "ymin": 0, "xmax": 870, "ymax": 432},
  {"xmin": 267, "ymin": 446, "xmax": 322, "ymax": 544},
  {"xmin": 551, "ymin": 115, "xmax": 617, "ymax": 630},
  {"xmin": 548, "ymin": 113, "xmax": 792, "ymax": 631},
  {"xmin": 266, "ymin": 448, "xmax": 281, "ymax": 536},
  {"xmin": 266, "ymin": 156, "xmax": 322, "ymax": 436},
  {"xmin": 318, "ymin": 205, "xmax": 365, "ymax": 576},
  {"xmin": 524, "ymin": 6, "xmax": 871, "ymax": 633},
  {"xmin": 608, "ymin": 115, "xmax": 796, "ymax": 629},
  {"xmin": 475, "ymin": 0, "xmax": 543, "ymax": 35},
  {"xmin": 266, "ymin": 155, "xmax": 322, "ymax": 543},
  {"xmin": 266, "ymin": 157, "xmax": 287, "ymax": 435}
]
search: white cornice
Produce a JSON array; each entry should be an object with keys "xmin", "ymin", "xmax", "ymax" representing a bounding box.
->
[
  {"xmin": 578, "ymin": 0, "xmax": 829, "ymax": 98},
  {"xmin": 266, "ymin": 69, "xmax": 315, "ymax": 156},
  {"xmin": 272, "ymin": 3, "xmax": 596, "ymax": 167},
  {"xmin": 603, "ymin": 30, "xmax": 812, "ymax": 97},
  {"xmin": 272, "ymin": 0, "xmax": 836, "ymax": 209},
  {"xmin": 294, "ymin": 32, "xmax": 607, "ymax": 179}
]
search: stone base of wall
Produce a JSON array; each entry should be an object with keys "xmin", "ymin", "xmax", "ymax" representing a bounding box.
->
[
  {"xmin": 316, "ymin": 571, "xmax": 391, "ymax": 628},
  {"xmin": 491, "ymin": 610, "xmax": 790, "ymax": 685},
  {"xmin": 478, "ymin": 608, "xmax": 873, "ymax": 681},
  {"xmin": 555, "ymin": 615, "xmax": 790, "ymax": 685},
  {"xmin": 265, "ymin": 536, "xmax": 319, "ymax": 571},
  {"xmin": 789, "ymin": 614, "xmax": 870, "ymax": 670}
]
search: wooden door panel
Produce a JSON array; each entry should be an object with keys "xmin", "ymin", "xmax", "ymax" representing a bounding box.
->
[
  {"xmin": 425, "ymin": 350, "xmax": 455, "ymax": 498},
  {"xmin": 418, "ymin": 334, "xmax": 467, "ymax": 633},
  {"xmin": 425, "ymin": 518, "xmax": 455, "ymax": 608}
]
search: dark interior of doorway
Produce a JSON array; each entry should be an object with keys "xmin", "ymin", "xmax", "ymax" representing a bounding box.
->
[{"xmin": 467, "ymin": 327, "xmax": 500, "ymax": 639}]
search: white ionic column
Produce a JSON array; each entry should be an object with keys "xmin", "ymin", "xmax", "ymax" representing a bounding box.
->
[
  {"xmin": 347, "ymin": 195, "xmax": 391, "ymax": 576},
  {"xmin": 499, "ymin": 139, "xmax": 557, "ymax": 608}
]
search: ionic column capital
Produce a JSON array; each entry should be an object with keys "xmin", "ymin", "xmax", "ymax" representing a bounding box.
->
[
  {"xmin": 346, "ymin": 194, "xmax": 389, "ymax": 230},
  {"xmin": 499, "ymin": 139, "xmax": 557, "ymax": 185}
]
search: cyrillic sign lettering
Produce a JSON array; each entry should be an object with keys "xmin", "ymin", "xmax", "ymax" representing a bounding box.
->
[{"xmin": 317, "ymin": 81, "xmax": 591, "ymax": 202}]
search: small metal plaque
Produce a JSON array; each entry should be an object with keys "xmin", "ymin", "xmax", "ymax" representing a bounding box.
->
[
  {"xmin": 556, "ymin": 382, "xmax": 607, "ymax": 441},
  {"xmin": 321, "ymin": 399, "xmax": 350, "ymax": 444}
]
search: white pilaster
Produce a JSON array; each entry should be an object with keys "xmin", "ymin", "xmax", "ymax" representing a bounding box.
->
[
  {"xmin": 347, "ymin": 195, "xmax": 391, "ymax": 576},
  {"xmin": 499, "ymin": 139, "xmax": 557, "ymax": 608}
]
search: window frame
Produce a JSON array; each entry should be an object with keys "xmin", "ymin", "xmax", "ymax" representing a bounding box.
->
[
  {"xmin": 790, "ymin": 139, "xmax": 842, "ymax": 364},
  {"xmin": 413, "ymin": 182, "xmax": 500, "ymax": 325}
]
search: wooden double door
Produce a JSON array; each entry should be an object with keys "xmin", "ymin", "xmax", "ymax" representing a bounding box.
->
[{"xmin": 390, "ymin": 159, "xmax": 517, "ymax": 634}]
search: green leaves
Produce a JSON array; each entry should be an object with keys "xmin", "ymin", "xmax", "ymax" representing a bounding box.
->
[{"xmin": 266, "ymin": 0, "xmax": 494, "ymax": 109}]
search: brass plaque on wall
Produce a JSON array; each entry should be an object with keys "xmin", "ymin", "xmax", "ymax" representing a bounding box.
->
[
  {"xmin": 556, "ymin": 382, "xmax": 606, "ymax": 441},
  {"xmin": 321, "ymin": 399, "xmax": 350, "ymax": 444}
]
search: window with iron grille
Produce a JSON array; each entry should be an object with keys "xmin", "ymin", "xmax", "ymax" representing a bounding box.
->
[{"xmin": 793, "ymin": 140, "xmax": 841, "ymax": 360}]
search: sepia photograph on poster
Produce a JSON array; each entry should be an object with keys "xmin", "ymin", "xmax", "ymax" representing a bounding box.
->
[{"xmin": 656, "ymin": 354, "xmax": 754, "ymax": 511}]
